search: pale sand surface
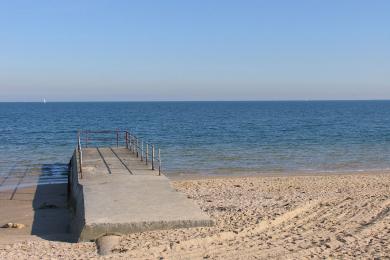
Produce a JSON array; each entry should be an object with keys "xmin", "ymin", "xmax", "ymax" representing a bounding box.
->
[{"xmin": 0, "ymin": 172, "xmax": 389, "ymax": 259}]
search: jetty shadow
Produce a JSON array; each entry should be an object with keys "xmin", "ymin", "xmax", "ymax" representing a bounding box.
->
[{"xmin": 31, "ymin": 163, "xmax": 76, "ymax": 242}]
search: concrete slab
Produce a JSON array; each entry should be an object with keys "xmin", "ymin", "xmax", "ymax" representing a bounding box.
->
[
  {"xmin": 70, "ymin": 147, "xmax": 213, "ymax": 241},
  {"xmin": 96, "ymin": 148, "xmax": 131, "ymax": 175},
  {"xmin": 81, "ymin": 148, "xmax": 110, "ymax": 177}
]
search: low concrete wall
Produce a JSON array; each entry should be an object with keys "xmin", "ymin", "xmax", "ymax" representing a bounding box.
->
[
  {"xmin": 68, "ymin": 149, "xmax": 85, "ymax": 241},
  {"xmin": 79, "ymin": 218, "xmax": 214, "ymax": 241}
]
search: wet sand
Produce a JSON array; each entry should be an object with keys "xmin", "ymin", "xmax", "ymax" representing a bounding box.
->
[{"xmin": 1, "ymin": 172, "xmax": 389, "ymax": 259}]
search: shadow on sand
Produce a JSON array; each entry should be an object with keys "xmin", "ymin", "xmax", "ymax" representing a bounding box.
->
[{"xmin": 31, "ymin": 163, "xmax": 76, "ymax": 242}]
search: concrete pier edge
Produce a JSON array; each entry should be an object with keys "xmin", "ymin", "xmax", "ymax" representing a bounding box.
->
[{"xmin": 68, "ymin": 147, "xmax": 214, "ymax": 241}]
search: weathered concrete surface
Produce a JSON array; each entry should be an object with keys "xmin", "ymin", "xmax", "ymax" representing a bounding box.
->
[
  {"xmin": 96, "ymin": 235, "xmax": 121, "ymax": 255},
  {"xmin": 69, "ymin": 147, "xmax": 213, "ymax": 241}
]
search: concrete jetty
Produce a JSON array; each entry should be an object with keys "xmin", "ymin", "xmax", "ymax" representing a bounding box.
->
[{"xmin": 69, "ymin": 130, "xmax": 213, "ymax": 241}]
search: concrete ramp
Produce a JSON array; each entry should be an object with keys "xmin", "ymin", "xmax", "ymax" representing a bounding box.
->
[{"xmin": 69, "ymin": 147, "xmax": 213, "ymax": 241}]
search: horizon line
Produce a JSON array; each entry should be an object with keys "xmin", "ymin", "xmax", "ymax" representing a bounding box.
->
[{"xmin": 1, "ymin": 99, "xmax": 390, "ymax": 103}]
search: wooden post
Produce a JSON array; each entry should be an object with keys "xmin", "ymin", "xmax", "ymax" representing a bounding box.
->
[
  {"xmin": 125, "ymin": 131, "xmax": 128, "ymax": 149},
  {"xmin": 152, "ymin": 145, "xmax": 155, "ymax": 170}
]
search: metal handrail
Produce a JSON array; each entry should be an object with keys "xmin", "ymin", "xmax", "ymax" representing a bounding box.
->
[
  {"xmin": 125, "ymin": 131, "xmax": 162, "ymax": 175},
  {"xmin": 78, "ymin": 130, "xmax": 162, "ymax": 175},
  {"xmin": 79, "ymin": 130, "xmax": 124, "ymax": 148},
  {"xmin": 77, "ymin": 131, "xmax": 83, "ymax": 178}
]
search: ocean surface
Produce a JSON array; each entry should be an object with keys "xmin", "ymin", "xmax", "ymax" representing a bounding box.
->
[{"xmin": 1, "ymin": 101, "xmax": 390, "ymax": 180}]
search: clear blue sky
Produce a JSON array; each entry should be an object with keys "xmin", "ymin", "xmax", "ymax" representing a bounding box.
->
[{"xmin": 0, "ymin": 0, "xmax": 389, "ymax": 101}]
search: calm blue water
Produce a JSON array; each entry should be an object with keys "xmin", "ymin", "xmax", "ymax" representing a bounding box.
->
[{"xmin": 1, "ymin": 101, "xmax": 390, "ymax": 177}]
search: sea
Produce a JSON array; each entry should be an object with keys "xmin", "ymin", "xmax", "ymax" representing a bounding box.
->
[{"xmin": 1, "ymin": 101, "xmax": 390, "ymax": 181}]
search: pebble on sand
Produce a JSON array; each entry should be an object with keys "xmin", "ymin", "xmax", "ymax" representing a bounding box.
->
[{"xmin": 1, "ymin": 223, "xmax": 26, "ymax": 229}]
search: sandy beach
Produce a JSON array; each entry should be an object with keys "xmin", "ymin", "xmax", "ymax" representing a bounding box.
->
[
  {"xmin": 0, "ymin": 172, "xmax": 389, "ymax": 259},
  {"xmin": 2, "ymin": 0, "xmax": 390, "ymax": 257}
]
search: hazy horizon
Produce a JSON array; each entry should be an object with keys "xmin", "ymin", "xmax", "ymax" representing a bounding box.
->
[
  {"xmin": 3, "ymin": 99, "xmax": 390, "ymax": 103},
  {"xmin": 1, "ymin": 1, "xmax": 389, "ymax": 102}
]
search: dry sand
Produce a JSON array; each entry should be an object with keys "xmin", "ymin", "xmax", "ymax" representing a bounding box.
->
[{"xmin": 1, "ymin": 172, "xmax": 389, "ymax": 259}]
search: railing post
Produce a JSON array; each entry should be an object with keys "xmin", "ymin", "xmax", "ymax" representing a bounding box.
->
[
  {"xmin": 77, "ymin": 131, "xmax": 83, "ymax": 178},
  {"xmin": 85, "ymin": 131, "xmax": 88, "ymax": 148},
  {"xmin": 125, "ymin": 131, "xmax": 128, "ymax": 149},
  {"xmin": 152, "ymin": 145, "xmax": 155, "ymax": 170},
  {"xmin": 158, "ymin": 148, "xmax": 161, "ymax": 175},
  {"xmin": 146, "ymin": 143, "xmax": 149, "ymax": 165},
  {"xmin": 129, "ymin": 133, "xmax": 132, "ymax": 151},
  {"xmin": 141, "ymin": 140, "xmax": 144, "ymax": 161},
  {"xmin": 136, "ymin": 137, "xmax": 139, "ymax": 157},
  {"xmin": 116, "ymin": 130, "xmax": 119, "ymax": 148}
]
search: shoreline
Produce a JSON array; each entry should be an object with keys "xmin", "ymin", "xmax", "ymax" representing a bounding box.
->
[
  {"xmin": 2, "ymin": 168, "xmax": 389, "ymax": 189},
  {"xmin": 166, "ymin": 168, "xmax": 390, "ymax": 180}
]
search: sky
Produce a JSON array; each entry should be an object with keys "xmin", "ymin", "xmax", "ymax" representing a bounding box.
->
[{"xmin": 0, "ymin": 0, "xmax": 389, "ymax": 101}]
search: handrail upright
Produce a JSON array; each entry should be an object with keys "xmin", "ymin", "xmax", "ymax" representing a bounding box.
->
[
  {"xmin": 129, "ymin": 133, "xmax": 132, "ymax": 151},
  {"xmin": 125, "ymin": 131, "xmax": 129, "ymax": 149},
  {"xmin": 146, "ymin": 143, "xmax": 149, "ymax": 165},
  {"xmin": 141, "ymin": 140, "xmax": 144, "ymax": 161},
  {"xmin": 127, "ymin": 133, "xmax": 131, "ymax": 151},
  {"xmin": 131, "ymin": 135, "xmax": 134, "ymax": 153},
  {"xmin": 152, "ymin": 144, "xmax": 155, "ymax": 170},
  {"xmin": 77, "ymin": 131, "xmax": 83, "ymax": 178},
  {"xmin": 136, "ymin": 138, "xmax": 139, "ymax": 157},
  {"xmin": 116, "ymin": 130, "xmax": 119, "ymax": 148},
  {"xmin": 158, "ymin": 148, "xmax": 161, "ymax": 175},
  {"xmin": 129, "ymin": 134, "xmax": 132, "ymax": 152}
]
